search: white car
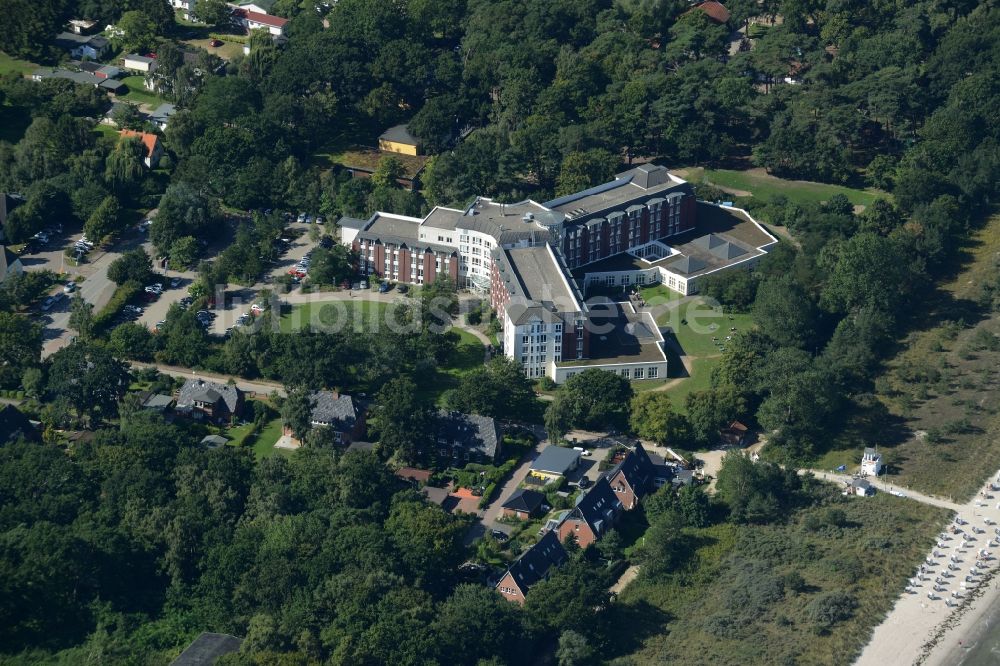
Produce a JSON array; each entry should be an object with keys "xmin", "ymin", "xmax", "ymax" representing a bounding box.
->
[{"xmin": 63, "ymin": 281, "xmax": 77, "ymax": 293}]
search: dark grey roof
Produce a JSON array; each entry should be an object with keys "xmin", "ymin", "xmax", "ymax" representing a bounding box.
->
[
  {"xmin": 502, "ymin": 488, "xmax": 546, "ymax": 513},
  {"xmin": 710, "ymin": 241, "xmax": 748, "ymax": 260},
  {"xmin": 142, "ymin": 393, "xmax": 174, "ymax": 410},
  {"xmin": 435, "ymin": 410, "xmax": 501, "ymax": 460},
  {"xmin": 171, "ymin": 632, "xmax": 243, "ymax": 665},
  {"xmin": 850, "ymin": 478, "xmax": 872, "ymax": 490},
  {"xmin": 605, "ymin": 442, "xmax": 655, "ymax": 497},
  {"xmin": 125, "ymin": 53, "xmax": 156, "ymax": 64},
  {"xmin": 177, "ymin": 379, "xmax": 243, "ymax": 414},
  {"xmin": 150, "ymin": 103, "xmax": 176, "ymax": 122},
  {"xmin": 78, "ymin": 60, "xmax": 101, "ymax": 73},
  {"xmin": 566, "ymin": 477, "xmax": 621, "ymax": 536},
  {"xmin": 55, "ymin": 31, "xmax": 91, "ymax": 46},
  {"xmin": 500, "ymin": 530, "xmax": 567, "ymax": 595},
  {"xmin": 379, "ymin": 123, "xmax": 420, "ymax": 146},
  {"xmin": 531, "ymin": 446, "xmax": 581, "ymax": 476},
  {"xmin": 692, "ymin": 234, "xmax": 726, "ymax": 250},
  {"xmin": 200, "ymin": 435, "xmax": 228, "ymax": 448},
  {"xmin": 310, "ymin": 391, "xmax": 358, "ymax": 430},
  {"xmin": 89, "ymin": 36, "xmax": 109, "ymax": 48},
  {"xmin": 664, "ymin": 255, "xmax": 707, "ymax": 275},
  {"xmin": 356, "ymin": 213, "xmax": 456, "ymax": 254},
  {"xmin": 99, "ymin": 79, "xmax": 125, "ymax": 91},
  {"xmin": 33, "ymin": 68, "xmax": 102, "ymax": 86},
  {"xmin": 0, "ymin": 404, "xmax": 38, "ymax": 443},
  {"xmin": 0, "ymin": 193, "xmax": 24, "ymax": 227},
  {"xmin": 543, "ymin": 164, "xmax": 692, "ymax": 223},
  {"xmin": 337, "ymin": 216, "xmax": 367, "ymax": 230}
]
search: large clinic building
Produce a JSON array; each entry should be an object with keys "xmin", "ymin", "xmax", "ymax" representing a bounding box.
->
[{"xmin": 343, "ymin": 164, "xmax": 777, "ymax": 382}]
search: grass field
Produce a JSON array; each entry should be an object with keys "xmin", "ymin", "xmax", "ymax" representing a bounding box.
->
[
  {"xmin": 279, "ymin": 299, "xmax": 392, "ymax": 333},
  {"xmin": 120, "ymin": 76, "xmax": 169, "ymax": 108},
  {"xmin": 0, "ymin": 51, "xmax": 38, "ymax": 77},
  {"xmin": 608, "ymin": 489, "xmax": 949, "ymax": 665},
  {"xmin": 226, "ymin": 417, "xmax": 290, "ymax": 459},
  {"xmin": 681, "ymin": 167, "xmax": 886, "ymax": 208},
  {"xmin": 182, "ymin": 38, "xmax": 244, "ymax": 61},
  {"xmin": 323, "ymin": 146, "xmax": 429, "ymax": 178},
  {"xmin": 423, "ymin": 327, "xmax": 487, "ymax": 406}
]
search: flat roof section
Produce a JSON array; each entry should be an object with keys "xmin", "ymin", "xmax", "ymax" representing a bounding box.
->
[
  {"xmin": 559, "ymin": 302, "xmax": 668, "ymax": 367},
  {"xmin": 504, "ymin": 245, "xmax": 575, "ymax": 306}
]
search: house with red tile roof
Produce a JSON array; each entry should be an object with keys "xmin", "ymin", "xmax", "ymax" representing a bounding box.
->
[
  {"xmin": 118, "ymin": 130, "xmax": 163, "ymax": 168},
  {"xmin": 231, "ymin": 7, "xmax": 289, "ymax": 36},
  {"xmin": 691, "ymin": 1, "xmax": 731, "ymax": 24}
]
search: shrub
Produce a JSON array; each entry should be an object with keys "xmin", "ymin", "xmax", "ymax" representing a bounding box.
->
[
  {"xmin": 93, "ymin": 280, "xmax": 141, "ymax": 331},
  {"xmin": 805, "ymin": 591, "xmax": 857, "ymax": 631}
]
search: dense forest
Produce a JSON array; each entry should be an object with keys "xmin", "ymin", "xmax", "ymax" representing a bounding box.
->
[{"xmin": 1, "ymin": 0, "xmax": 999, "ymax": 662}]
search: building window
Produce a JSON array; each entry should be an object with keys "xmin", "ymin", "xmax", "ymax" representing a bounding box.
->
[
  {"xmin": 648, "ymin": 367, "xmax": 658, "ymax": 378},
  {"xmin": 622, "ymin": 368, "xmax": 630, "ymax": 379},
  {"xmin": 605, "ymin": 275, "xmax": 616, "ymax": 286},
  {"xmin": 634, "ymin": 367, "xmax": 644, "ymax": 379}
]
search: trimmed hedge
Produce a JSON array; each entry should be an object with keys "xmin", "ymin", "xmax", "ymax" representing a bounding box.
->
[{"xmin": 93, "ymin": 280, "xmax": 141, "ymax": 331}]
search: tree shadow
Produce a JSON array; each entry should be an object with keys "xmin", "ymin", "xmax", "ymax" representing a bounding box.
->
[{"xmin": 600, "ymin": 599, "xmax": 673, "ymax": 659}]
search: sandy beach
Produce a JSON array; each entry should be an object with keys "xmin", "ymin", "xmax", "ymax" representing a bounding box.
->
[{"xmin": 856, "ymin": 471, "xmax": 1000, "ymax": 666}]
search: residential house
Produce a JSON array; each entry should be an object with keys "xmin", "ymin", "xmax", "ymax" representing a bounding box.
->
[
  {"xmin": 556, "ymin": 477, "xmax": 623, "ymax": 549},
  {"xmin": 123, "ymin": 54, "xmax": 158, "ymax": 73},
  {"xmin": 55, "ymin": 32, "xmax": 110, "ymax": 60},
  {"xmin": 0, "ymin": 404, "xmax": 38, "ymax": 443},
  {"xmin": 495, "ymin": 530, "xmax": 568, "ymax": 604},
  {"xmin": 32, "ymin": 67, "xmax": 126, "ymax": 93},
  {"xmin": 231, "ymin": 7, "xmax": 289, "ymax": 36},
  {"xmin": 529, "ymin": 446, "xmax": 581, "ymax": 483},
  {"xmin": 861, "ymin": 447, "xmax": 883, "ymax": 476},
  {"xmin": 605, "ymin": 442, "xmax": 655, "ymax": 510},
  {"xmin": 176, "ymin": 379, "xmax": 244, "ymax": 423},
  {"xmin": 501, "ymin": 488, "xmax": 547, "ymax": 520},
  {"xmin": 170, "ymin": 0, "xmax": 192, "ymax": 20},
  {"xmin": 0, "ymin": 246, "xmax": 24, "ymax": 283},
  {"xmin": 0, "ymin": 192, "xmax": 25, "ymax": 242},
  {"xmin": 78, "ymin": 61, "xmax": 120, "ymax": 79},
  {"xmin": 433, "ymin": 410, "xmax": 501, "ymax": 464},
  {"xmin": 848, "ymin": 477, "xmax": 874, "ymax": 497},
  {"xmin": 282, "ymin": 390, "xmax": 364, "ymax": 445},
  {"xmin": 378, "ymin": 124, "xmax": 422, "ymax": 156},
  {"xmin": 118, "ymin": 130, "xmax": 163, "ymax": 168},
  {"xmin": 396, "ymin": 467, "xmax": 432, "ymax": 485},
  {"xmin": 67, "ymin": 19, "xmax": 99, "ymax": 34},
  {"xmin": 149, "ymin": 103, "xmax": 177, "ymax": 130},
  {"xmin": 691, "ymin": 1, "xmax": 731, "ymax": 23},
  {"xmin": 170, "ymin": 633, "xmax": 243, "ymax": 666},
  {"xmin": 720, "ymin": 420, "xmax": 749, "ymax": 447}
]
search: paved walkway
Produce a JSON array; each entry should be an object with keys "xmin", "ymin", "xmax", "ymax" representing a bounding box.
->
[
  {"xmin": 803, "ymin": 469, "xmax": 963, "ymax": 513},
  {"xmin": 611, "ymin": 565, "xmax": 641, "ymax": 595},
  {"xmin": 131, "ymin": 361, "xmax": 286, "ymax": 398}
]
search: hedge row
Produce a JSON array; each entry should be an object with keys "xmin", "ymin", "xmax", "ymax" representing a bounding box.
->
[
  {"xmin": 0, "ymin": 390, "xmax": 25, "ymax": 399},
  {"xmin": 209, "ymin": 32, "xmax": 248, "ymax": 44},
  {"xmin": 93, "ymin": 280, "xmax": 141, "ymax": 332}
]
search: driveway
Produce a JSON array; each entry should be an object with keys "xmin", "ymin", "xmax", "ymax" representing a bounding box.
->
[{"xmin": 464, "ymin": 436, "xmax": 547, "ymax": 545}]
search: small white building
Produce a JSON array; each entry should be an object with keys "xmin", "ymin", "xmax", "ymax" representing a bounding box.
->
[
  {"xmin": 848, "ymin": 478, "xmax": 874, "ymax": 497},
  {"xmin": 123, "ymin": 54, "xmax": 157, "ymax": 73},
  {"xmin": 861, "ymin": 447, "xmax": 883, "ymax": 476}
]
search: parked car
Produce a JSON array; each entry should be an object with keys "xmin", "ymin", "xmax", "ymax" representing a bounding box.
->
[
  {"xmin": 40, "ymin": 296, "xmax": 56, "ymax": 311},
  {"xmin": 63, "ymin": 281, "xmax": 76, "ymax": 293},
  {"xmin": 578, "ymin": 476, "xmax": 592, "ymax": 489},
  {"xmin": 359, "ymin": 281, "xmax": 369, "ymax": 290},
  {"xmin": 398, "ymin": 284, "xmax": 409, "ymax": 294},
  {"xmin": 378, "ymin": 282, "xmax": 390, "ymax": 293},
  {"xmin": 169, "ymin": 277, "xmax": 182, "ymax": 288},
  {"xmin": 315, "ymin": 216, "xmax": 325, "ymax": 225},
  {"xmin": 490, "ymin": 530, "xmax": 509, "ymax": 542},
  {"xmin": 296, "ymin": 212, "xmax": 306, "ymax": 223}
]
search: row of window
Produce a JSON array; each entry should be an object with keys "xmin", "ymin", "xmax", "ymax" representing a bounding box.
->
[{"xmin": 562, "ymin": 366, "xmax": 659, "ymax": 380}]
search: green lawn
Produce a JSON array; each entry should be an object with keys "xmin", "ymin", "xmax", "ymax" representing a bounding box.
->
[
  {"xmin": 661, "ymin": 357, "xmax": 715, "ymax": 408},
  {"xmin": 424, "ymin": 327, "xmax": 486, "ymax": 406},
  {"xmin": 226, "ymin": 417, "xmax": 290, "ymax": 459},
  {"xmin": 657, "ymin": 299, "xmax": 754, "ymax": 358},
  {"xmin": 120, "ymin": 76, "xmax": 169, "ymax": 107},
  {"xmin": 0, "ymin": 51, "xmax": 38, "ymax": 77},
  {"xmin": 279, "ymin": 299, "xmax": 392, "ymax": 333},
  {"xmin": 684, "ymin": 167, "xmax": 886, "ymax": 208}
]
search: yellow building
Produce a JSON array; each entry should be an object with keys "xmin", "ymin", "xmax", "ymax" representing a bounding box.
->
[{"xmin": 378, "ymin": 124, "xmax": 422, "ymax": 156}]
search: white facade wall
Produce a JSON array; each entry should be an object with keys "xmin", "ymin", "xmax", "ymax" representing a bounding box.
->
[
  {"xmin": 551, "ymin": 360, "xmax": 667, "ymax": 384},
  {"xmin": 509, "ymin": 318, "xmax": 563, "ymax": 379}
]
